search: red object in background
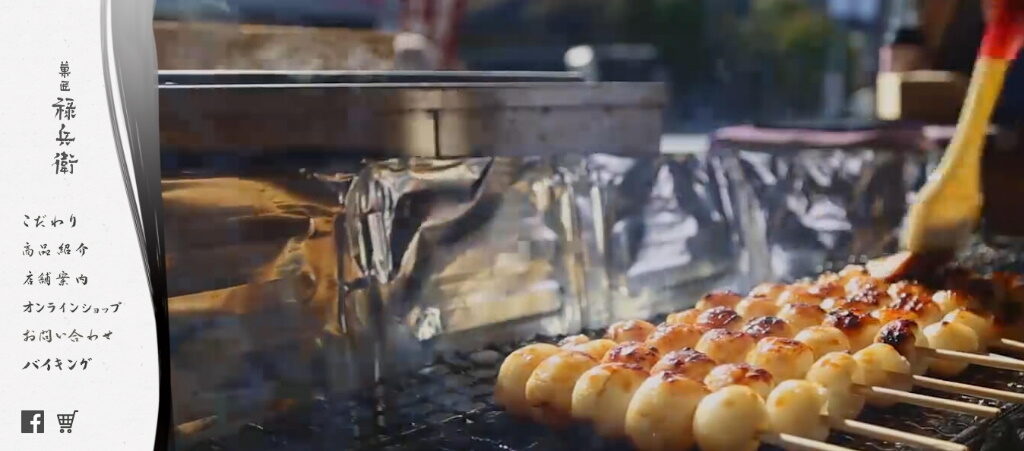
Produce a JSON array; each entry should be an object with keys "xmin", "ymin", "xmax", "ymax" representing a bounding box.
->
[
  {"xmin": 400, "ymin": 0, "xmax": 466, "ymax": 69},
  {"xmin": 981, "ymin": 0, "xmax": 1024, "ymax": 60}
]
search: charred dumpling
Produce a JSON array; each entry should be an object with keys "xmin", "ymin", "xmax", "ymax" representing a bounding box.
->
[
  {"xmin": 824, "ymin": 309, "xmax": 881, "ymax": 352},
  {"xmin": 745, "ymin": 337, "xmax": 815, "ymax": 382},
  {"xmin": 651, "ymin": 347, "xmax": 718, "ymax": 381},
  {"xmin": 703, "ymin": 363, "xmax": 775, "ymax": 399},
  {"xmin": 874, "ymin": 319, "xmax": 930, "ymax": 375},
  {"xmin": 777, "ymin": 303, "xmax": 826, "ymax": 331},
  {"xmin": 742, "ymin": 316, "xmax": 794, "ymax": 340},
  {"xmin": 571, "ymin": 362, "xmax": 649, "ymax": 438},
  {"xmin": 696, "ymin": 329, "xmax": 756, "ymax": 364},
  {"xmin": 602, "ymin": 341, "xmax": 662, "ymax": 372},
  {"xmin": 695, "ymin": 306, "xmax": 745, "ymax": 332}
]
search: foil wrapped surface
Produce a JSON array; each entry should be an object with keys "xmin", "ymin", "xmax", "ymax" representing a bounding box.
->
[
  {"xmin": 338, "ymin": 148, "xmax": 935, "ymax": 369},
  {"xmin": 164, "ymin": 168, "xmax": 357, "ymax": 431},
  {"xmin": 715, "ymin": 147, "xmax": 936, "ymax": 282}
]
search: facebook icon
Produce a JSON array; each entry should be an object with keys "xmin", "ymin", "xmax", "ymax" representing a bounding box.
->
[{"xmin": 21, "ymin": 410, "xmax": 44, "ymax": 433}]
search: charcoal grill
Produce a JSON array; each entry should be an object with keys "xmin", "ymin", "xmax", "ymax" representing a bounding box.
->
[
  {"xmin": 164, "ymin": 70, "xmax": 1024, "ymax": 451},
  {"xmin": 180, "ymin": 333, "xmax": 1024, "ymax": 451},
  {"xmin": 178, "ymin": 251, "xmax": 1024, "ymax": 451}
]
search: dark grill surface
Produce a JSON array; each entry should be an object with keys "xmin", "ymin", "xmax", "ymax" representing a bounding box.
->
[
  {"xmin": 183, "ymin": 251, "xmax": 1024, "ymax": 451},
  {"xmin": 182, "ymin": 333, "xmax": 1024, "ymax": 451}
]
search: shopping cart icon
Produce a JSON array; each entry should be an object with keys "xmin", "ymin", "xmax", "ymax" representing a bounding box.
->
[{"xmin": 57, "ymin": 410, "xmax": 77, "ymax": 433}]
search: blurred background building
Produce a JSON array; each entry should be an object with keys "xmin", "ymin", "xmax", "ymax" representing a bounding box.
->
[{"xmin": 153, "ymin": 0, "xmax": 1020, "ymax": 145}]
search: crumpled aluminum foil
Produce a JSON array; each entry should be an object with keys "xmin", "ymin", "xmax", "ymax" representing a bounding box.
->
[
  {"xmin": 716, "ymin": 147, "xmax": 938, "ymax": 282},
  {"xmin": 166, "ymin": 146, "xmax": 940, "ymax": 441},
  {"xmin": 164, "ymin": 168, "xmax": 357, "ymax": 430},
  {"xmin": 337, "ymin": 148, "xmax": 937, "ymax": 383}
]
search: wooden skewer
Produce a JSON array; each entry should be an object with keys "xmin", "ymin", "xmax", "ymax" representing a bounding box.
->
[
  {"xmin": 902, "ymin": 373, "xmax": 1024, "ymax": 404},
  {"xmin": 884, "ymin": 370, "xmax": 1024, "ymax": 403},
  {"xmin": 991, "ymin": 337, "xmax": 1024, "ymax": 354},
  {"xmin": 853, "ymin": 385, "xmax": 1001, "ymax": 418},
  {"xmin": 828, "ymin": 417, "xmax": 968, "ymax": 451},
  {"xmin": 918, "ymin": 346, "xmax": 1024, "ymax": 372},
  {"xmin": 759, "ymin": 432, "xmax": 856, "ymax": 451}
]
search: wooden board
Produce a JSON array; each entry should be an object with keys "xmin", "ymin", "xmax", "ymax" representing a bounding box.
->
[
  {"xmin": 153, "ymin": 20, "xmax": 396, "ymax": 70},
  {"xmin": 876, "ymin": 70, "xmax": 969, "ymax": 123}
]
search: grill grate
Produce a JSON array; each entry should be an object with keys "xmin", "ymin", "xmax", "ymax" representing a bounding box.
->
[
  {"xmin": 183, "ymin": 332, "xmax": 1024, "ymax": 451},
  {"xmin": 184, "ymin": 248, "xmax": 1024, "ymax": 451}
]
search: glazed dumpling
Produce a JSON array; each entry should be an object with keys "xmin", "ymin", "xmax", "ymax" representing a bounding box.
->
[
  {"xmin": 944, "ymin": 308, "xmax": 995, "ymax": 348},
  {"xmin": 696, "ymin": 329, "xmax": 756, "ymax": 364},
  {"xmin": 571, "ymin": 363, "xmax": 649, "ymax": 438},
  {"xmin": 696, "ymin": 290, "xmax": 744, "ymax": 311},
  {"xmin": 524, "ymin": 350, "xmax": 600, "ymax": 426},
  {"xmin": 805, "ymin": 352, "xmax": 865, "ymax": 420},
  {"xmin": 602, "ymin": 341, "xmax": 662, "ymax": 372},
  {"xmin": 824, "ymin": 309, "xmax": 881, "ymax": 352},
  {"xmin": 874, "ymin": 319, "xmax": 930, "ymax": 375},
  {"xmin": 742, "ymin": 316, "xmax": 794, "ymax": 340},
  {"xmin": 606, "ymin": 319, "xmax": 657, "ymax": 343},
  {"xmin": 665, "ymin": 308, "xmax": 702, "ymax": 326},
  {"xmin": 703, "ymin": 363, "xmax": 775, "ymax": 400},
  {"xmin": 777, "ymin": 303, "xmax": 826, "ymax": 332},
  {"xmin": 736, "ymin": 296, "xmax": 780, "ymax": 319},
  {"xmin": 695, "ymin": 307, "xmax": 745, "ymax": 332},
  {"xmin": 776, "ymin": 283, "xmax": 825, "ymax": 306},
  {"xmin": 749, "ymin": 283, "xmax": 787, "ymax": 303},
  {"xmin": 494, "ymin": 343, "xmax": 562, "ymax": 417},
  {"xmin": 794, "ymin": 326, "xmax": 851, "ymax": 360},
  {"xmin": 650, "ymin": 347, "xmax": 718, "ymax": 381},
  {"xmin": 852, "ymin": 343, "xmax": 913, "ymax": 407},
  {"xmin": 625, "ymin": 373, "xmax": 709, "ymax": 451},
  {"xmin": 567, "ymin": 338, "xmax": 618, "ymax": 361},
  {"xmin": 765, "ymin": 380, "xmax": 830, "ymax": 441},
  {"xmin": 923, "ymin": 321, "xmax": 980, "ymax": 377},
  {"xmin": 558, "ymin": 334, "xmax": 590, "ymax": 347},
  {"xmin": 644, "ymin": 323, "xmax": 703, "ymax": 354},
  {"xmin": 745, "ymin": 337, "xmax": 815, "ymax": 382},
  {"xmin": 694, "ymin": 385, "xmax": 768, "ymax": 451}
]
